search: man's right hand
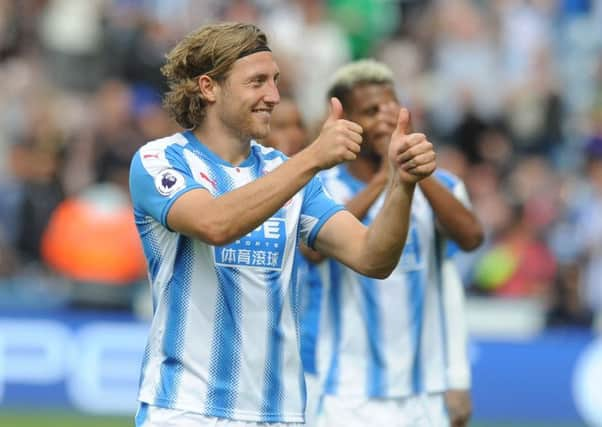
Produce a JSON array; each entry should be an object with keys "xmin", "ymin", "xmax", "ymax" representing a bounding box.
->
[{"xmin": 309, "ymin": 97, "xmax": 363, "ymax": 170}]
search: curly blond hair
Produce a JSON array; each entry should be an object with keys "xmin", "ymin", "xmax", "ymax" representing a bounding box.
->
[{"xmin": 161, "ymin": 22, "xmax": 269, "ymax": 129}]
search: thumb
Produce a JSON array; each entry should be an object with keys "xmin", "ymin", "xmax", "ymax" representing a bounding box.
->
[
  {"xmin": 395, "ymin": 107, "xmax": 413, "ymax": 135},
  {"xmin": 326, "ymin": 97, "xmax": 344, "ymax": 123}
]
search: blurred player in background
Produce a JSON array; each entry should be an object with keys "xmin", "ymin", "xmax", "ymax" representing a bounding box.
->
[
  {"xmin": 261, "ymin": 96, "xmax": 307, "ymax": 157},
  {"xmin": 313, "ymin": 60, "xmax": 483, "ymax": 427},
  {"xmin": 128, "ymin": 23, "xmax": 436, "ymax": 426}
]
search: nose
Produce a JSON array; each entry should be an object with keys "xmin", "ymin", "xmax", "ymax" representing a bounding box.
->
[{"xmin": 264, "ymin": 80, "xmax": 280, "ymax": 105}]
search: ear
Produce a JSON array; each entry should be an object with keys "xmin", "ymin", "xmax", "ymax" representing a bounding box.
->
[{"xmin": 198, "ymin": 75, "xmax": 218, "ymax": 103}]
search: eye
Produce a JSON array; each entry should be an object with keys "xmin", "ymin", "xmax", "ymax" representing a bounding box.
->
[
  {"xmin": 248, "ymin": 75, "xmax": 268, "ymax": 87},
  {"xmin": 364, "ymin": 106, "xmax": 379, "ymax": 117}
]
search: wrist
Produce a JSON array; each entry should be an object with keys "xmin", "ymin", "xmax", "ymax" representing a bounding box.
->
[
  {"xmin": 389, "ymin": 175, "xmax": 416, "ymax": 192},
  {"xmin": 372, "ymin": 170, "xmax": 388, "ymax": 188},
  {"xmin": 417, "ymin": 175, "xmax": 436, "ymax": 190},
  {"xmin": 296, "ymin": 143, "xmax": 323, "ymax": 175},
  {"xmin": 386, "ymin": 178, "xmax": 416, "ymax": 206},
  {"xmin": 400, "ymin": 181, "xmax": 416, "ymax": 196}
]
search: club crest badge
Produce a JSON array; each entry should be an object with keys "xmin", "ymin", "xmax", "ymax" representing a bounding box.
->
[{"xmin": 155, "ymin": 169, "xmax": 185, "ymax": 196}]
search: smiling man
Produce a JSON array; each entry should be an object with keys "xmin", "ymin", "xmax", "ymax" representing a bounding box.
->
[
  {"xmin": 128, "ymin": 23, "xmax": 436, "ymax": 427},
  {"xmin": 311, "ymin": 60, "xmax": 482, "ymax": 427}
]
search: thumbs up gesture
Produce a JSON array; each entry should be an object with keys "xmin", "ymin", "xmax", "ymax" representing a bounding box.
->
[
  {"xmin": 388, "ymin": 108, "xmax": 436, "ymax": 184},
  {"xmin": 311, "ymin": 97, "xmax": 364, "ymax": 170}
]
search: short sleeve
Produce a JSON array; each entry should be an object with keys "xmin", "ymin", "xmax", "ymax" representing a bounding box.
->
[
  {"xmin": 434, "ymin": 170, "xmax": 473, "ymax": 252},
  {"xmin": 299, "ymin": 176, "xmax": 344, "ymax": 249},
  {"xmin": 129, "ymin": 148, "xmax": 205, "ymax": 228},
  {"xmin": 451, "ymin": 180, "xmax": 471, "ymax": 209},
  {"xmin": 446, "ymin": 240, "xmax": 460, "ymax": 258},
  {"xmin": 434, "ymin": 169, "xmax": 472, "ymax": 209}
]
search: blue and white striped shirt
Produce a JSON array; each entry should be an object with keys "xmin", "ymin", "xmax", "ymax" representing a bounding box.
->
[
  {"xmin": 316, "ymin": 165, "xmax": 470, "ymax": 398},
  {"xmin": 129, "ymin": 131, "xmax": 343, "ymax": 422}
]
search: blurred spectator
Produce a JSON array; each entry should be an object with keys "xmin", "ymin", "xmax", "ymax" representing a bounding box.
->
[
  {"xmin": 102, "ymin": 9, "xmax": 174, "ymax": 93},
  {"xmin": 222, "ymin": 0, "xmax": 260, "ymax": 22},
  {"xmin": 546, "ymin": 136, "xmax": 602, "ymax": 328},
  {"xmin": 11, "ymin": 96, "xmax": 67, "ymax": 264},
  {"xmin": 41, "ymin": 183, "xmax": 146, "ymax": 310},
  {"xmin": 546, "ymin": 263, "xmax": 594, "ymax": 328},
  {"xmin": 500, "ymin": 13, "xmax": 564, "ymax": 160},
  {"xmin": 259, "ymin": 96, "xmax": 307, "ymax": 156},
  {"xmin": 39, "ymin": 0, "xmax": 106, "ymax": 91},
  {"xmin": 429, "ymin": 0, "xmax": 502, "ymax": 135},
  {"xmin": 556, "ymin": 0, "xmax": 602, "ymax": 117},
  {"xmin": 572, "ymin": 137, "xmax": 602, "ymax": 313},
  {"xmin": 132, "ymin": 83, "xmax": 179, "ymax": 142},
  {"xmin": 0, "ymin": 0, "xmax": 48, "ymax": 60},
  {"xmin": 495, "ymin": 0, "xmax": 554, "ymax": 89},
  {"xmin": 0, "ymin": 1, "xmax": 21, "ymax": 60},
  {"xmin": 469, "ymin": 154, "xmax": 560, "ymax": 297},
  {"xmin": 435, "ymin": 144, "xmax": 470, "ymax": 181},
  {"xmin": 328, "ymin": 0, "xmax": 399, "ymax": 59},
  {"xmin": 449, "ymin": 101, "xmax": 502, "ymax": 165},
  {"xmin": 61, "ymin": 79, "xmax": 145, "ymax": 195},
  {"xmin": 472, "ymin": 201, "xmax": 557, "ymax": 298},
  {"xmin": 262, "ymin": 0, "xmax": 351, "ymax": 124}
]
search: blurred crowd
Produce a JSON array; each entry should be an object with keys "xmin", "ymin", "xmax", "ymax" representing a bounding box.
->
[{"xmin": 0, "ymin": 0, "xmax": 601, "ymax": 328}]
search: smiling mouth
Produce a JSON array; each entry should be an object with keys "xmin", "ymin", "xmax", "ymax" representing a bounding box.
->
[{"xmin": 252, "ymin": 108, "xmax": 272, "ymax": 115}]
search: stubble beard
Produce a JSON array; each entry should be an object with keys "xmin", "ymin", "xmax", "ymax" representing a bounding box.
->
[
  {"xmin": 232, "ymin": 103, "xmax": 273, "ymax": 142},
  {"xmin": 243, "ymin": 112, "xmax": 271, "ymax": 141},
  {"xmin": 359, "ymin": 138, "xmax": 383, "ymax": 164}
]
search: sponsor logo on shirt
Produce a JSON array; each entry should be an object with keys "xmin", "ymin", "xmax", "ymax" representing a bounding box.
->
[
  {"xmin": 215, "ymin": 218, "xmax": 286, "ymax": 270},
  {"xmin": 154, "ymin": 169, "xmax": 185, "ymax": 196}
]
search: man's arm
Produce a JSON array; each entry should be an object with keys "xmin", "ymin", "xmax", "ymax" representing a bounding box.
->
[
  {"xmin": 345, "ymin": 101, "xmax": 398, "ymax": 221},
  {"xmin": 314, "ymin": 182, "xmax": 415, "ymax": 278},
  {"xmin": 442, "ymin": 259, "xmax": 472, "ymax": 427},
  {"xmin": 418, "ymin": 176, "xmax": 483, "ymax": 250},
  {"xmin": 345, "ymin": 168, "xmax": 388, "ymax": 221},
  {"xmin": 313, "ymin": 108, "xmax": 436, "ymax": 279},
  {"xmin": 301, "ymin": 166, "xmax": 387, "ymax": 265},
  {"xmin": 167, "ymin": 98, "xmax": 362, "ymax": 245}
]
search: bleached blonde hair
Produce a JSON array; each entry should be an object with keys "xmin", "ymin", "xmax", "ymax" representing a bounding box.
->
[{"xmin": 327, "ymin": 59, "xmax": 395, "ymax": 109}]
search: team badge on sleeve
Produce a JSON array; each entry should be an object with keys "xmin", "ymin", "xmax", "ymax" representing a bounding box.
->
[{"xmin": 154, "ymin": 169, "xmax": 186, "ymax": 196}]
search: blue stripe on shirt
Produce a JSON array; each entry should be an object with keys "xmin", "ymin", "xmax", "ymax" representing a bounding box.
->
[
  {"xmin": 324, "ymin": 260, "xmax": 342, "ymax": 395},
  {"xmin": 139, "ymin": 222, "xmax": 161, "ymax": 286},
  {"xmin": 406, "ymin": 224, "xmax": 424, "ymax": 394},
  {"xmin": 408, "ymin": 268, "xmax": 424, "ymax": 394},
  {"xmin": 135, "ymin": 402, "xmax": 149, "ymax": 426},
  {"xmin": 289, "ymin": 252, "xmax": 308, "ymax": 414},
  {"xmin": 158, "ymin": 236, "xmax": 193, "ymax": 404},
  {"xmin": 434, "ymin": 232, "xmax": 449, "ymax": 385},
  {"xmin": 262, "ymin": 269, "xmax": 285, "ymax": 418},
  {"xmin": 434, "ymin": 169, "xmax": 457, "ymax": 190},
  {"xmin": 359, "ymin": 276, "xmax": 387, "ymax": 396},
  {"xmin": 206, "ymin": 267, "xmax": 243, "ymax": 415},
  {"xmin": 300, "ymin": 261, "xmax": 322, "ymax": 375},
  {"xmin": 202, "ymin": 143, "xmax": 243, "ymax": 416}
]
